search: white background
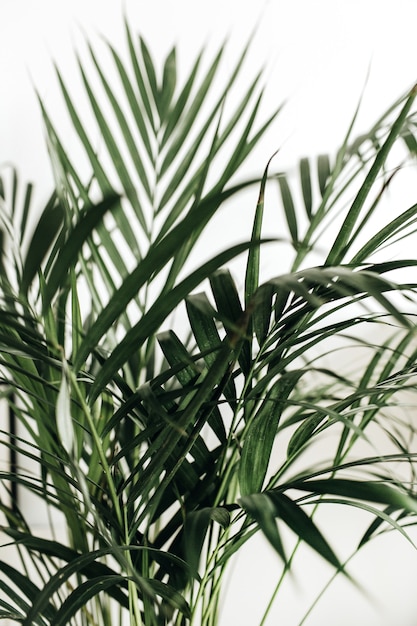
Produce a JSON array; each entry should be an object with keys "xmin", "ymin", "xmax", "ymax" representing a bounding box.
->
[
  {"xmin": 3, "ymin": 0, "xmax": 417, "ymax": 191},
  {"xmin": 2, "ymin": 1, "xmax": 417, "ymax": 625}
]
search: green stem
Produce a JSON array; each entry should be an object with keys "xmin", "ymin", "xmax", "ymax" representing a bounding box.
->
[
  {"xmin": 69, "ymin": 368, "xmax": 123, "ymax": 529},
  {"xmin": 258, "ymin": 542, "xmax": 297, "ymax": 626},
  {"xmin": 297, "ymin": 552, "xmax": 356, "ymax": 626}
]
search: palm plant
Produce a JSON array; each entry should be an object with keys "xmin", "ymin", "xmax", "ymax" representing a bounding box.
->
[{"xmin": 1, "ymin": 19, "xmax": 417, "ymax": 626}]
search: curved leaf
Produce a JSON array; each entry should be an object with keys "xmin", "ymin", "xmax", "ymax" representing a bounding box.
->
[{"xmin": 42, "ymin": 194, "xmax": 119, "ymax": 312}]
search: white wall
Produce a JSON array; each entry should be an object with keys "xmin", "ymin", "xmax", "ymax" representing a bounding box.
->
[{"xmin": 2, "ymin": 1, "xmax": 417, "ymax": 625}]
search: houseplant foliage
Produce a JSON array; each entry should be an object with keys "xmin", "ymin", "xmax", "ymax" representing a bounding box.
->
[{"xmin": 1, "ymin": 19, "xmax": 417, "ymax": 626}]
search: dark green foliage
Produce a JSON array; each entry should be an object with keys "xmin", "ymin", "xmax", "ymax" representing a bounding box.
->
[{"xmin": 1, "ymin": 20, "xmax": 417, "ymax": 626}]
